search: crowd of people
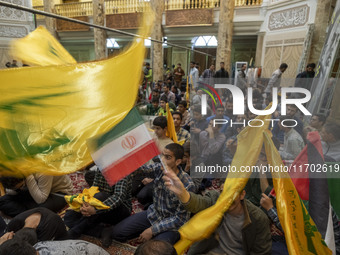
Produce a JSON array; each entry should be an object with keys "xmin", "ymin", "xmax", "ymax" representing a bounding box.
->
[{"xmin": 0, "ymin": 60, "xmax": 339, "ymax": 255}]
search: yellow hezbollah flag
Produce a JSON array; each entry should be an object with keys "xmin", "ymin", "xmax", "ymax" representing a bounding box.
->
[
  {"xmin": 10, "ymin": 26, "xmax": 76, "ymax": 66},
  {"xmin": 263, "ymin": 131, "xmax": 331, "ymax": 255},
  {"xmin": 65, "ymin": 186, "xmax": 110, "ymax": 212},
  {"xmin": 175, "ymin": 113, "xmax": 272, "ymax": 254},
  {"xmin": 186, "ymin": 76, "xmax": 189, "ymax": 102},
  {"xmin": 165, "ymin": 103, "xmax": 185, "ymax": 145},
  {"xmin": 0, "ymin": 19, "xmax": 152, "ymax": 177}
]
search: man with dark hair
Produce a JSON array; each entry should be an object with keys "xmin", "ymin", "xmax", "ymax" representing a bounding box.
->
[
  {"xmin": 224, "ymin": 97, "xmax": 234, "ymax": 119},
  {"xmin": 152, "ymin": 116, "xmax": 173, "ymax": 152},
  {"xmin": 236, "ymin": 64, "xmax": 247, "ymax": 92},
  {"xmin": 161, "ymin": 84, "xmax": 176, "ymax": 105},
  {"xmin": 303, "ymin": 114, "xmax": 326, "ymax": 138},
  {"xmin": 320, "ymin": 122, "xmax": 340, "ymax": 161},
  {"xmin": 145, "ymin": 63, "xmax": 152, "ymax": 83},
  {"xmin": 206, "ymin": 105, "xmax": 230, "ymax": 134},
  {"xmin": 272, "ymin": 104, "xmax": 304, "ymax": 143},
  {"xmin": 201, "ymin": 64, "xmax": 215, "ymax": 86},
  {"xmin": 146, "ymin": 97, "xmax": 160, "ymax": 116},
  {"xmin": 173, "ymin": 63, "xmax": 185, "ymax": 87},
  {"xmin": 172, "ymin": 112, "xmax": 190, "ymax": 143},
  {"xmin": 135, "ymin": 117, "xmax": 172, "ymax": 209},
  {"xmin": 310, "ymin": 114, "xmax": 326, "ymax": 130},
  {"xmin": 134, "ymin": 239, "xmax": 177, "ymax": 255},
  {"xmin": 162, "ymin": 171, "xmax": 272, "ymax": 255},
  {"xmin": 177, "ymin": 100, "xmax": 190, "ymax": 127},
  {"xmin": 14, "ymin": 227, "xmax": 38, "ymax": 245},
  {"xmin": 111, "ymin": 143, "xmax": 195, "ymax": 245},
  {"xmin": 215, "ymin": 62, "xmax": 229, "ymax": 79},
  {"xmin": 0, "ymin": 238, "xmax": 36, "ymax": 255},
  {"xmin": 199, "ymin": 118, "xmax": 226, "ymax": 168},
  {"xmin": 294, "ymin": 63, "xmax": 316, "ymax": 91},
  {"xmin": 152, "ymin": 89, "xmax": 160, "ymax": 100},
  {"xmin": 278, "ymin": 116, "xmax": 304, "ymax": 160},
  {"xmin": 190, "ymin": 105, "xmax": 208, "ymax": 140},
  {"xmin": 264, "ymin": 63, "xmax": 288, "ymax": 93}
]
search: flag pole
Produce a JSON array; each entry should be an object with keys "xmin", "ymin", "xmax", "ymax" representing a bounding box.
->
[{"xmin": 158, "ymin": 155, "xmax": 173, "ymax": 185}]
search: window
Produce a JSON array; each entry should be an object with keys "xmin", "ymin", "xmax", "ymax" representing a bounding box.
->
[
  {"xmin": 192, "ymin": 36, "xmax": 218, "ymax": 47},
  {"xmin": 106, "ymin": 38, "xmax": 120, "ymax": 48}
]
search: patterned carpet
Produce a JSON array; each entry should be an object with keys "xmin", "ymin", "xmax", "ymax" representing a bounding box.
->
[
  {"xmin": 82, "ymin": 235, "xmax": 136, "ymax": 255},
  {"xmin": 68, "ymin": 172, "xmax": 223, "ymax": 254}
]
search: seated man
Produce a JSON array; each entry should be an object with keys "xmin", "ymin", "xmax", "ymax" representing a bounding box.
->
[
  {"xmin": 112, "ymin": 143, "xmax": 195, "ymax": 245},
  {"xmin": 0, "ymin": 174, "xmax": 73, "ymax": 217},
  {"xmin": 136, "ymin": 116, "xmax": 173, "ymax": 207},
  {"xmin": 156, "ymin": 96, "xmax": 174, "ymax": 116},
  {"xmin": 177, "ymin": 100, "xmax": 190, "ymax": 128},
  {"xmin": 278, "ymin": 116, "xmax": 304, "ymax": 160},
  {"xmin": 7, "ymin": 207, "xmax": 67, "ymax": 241},
  {"xmin": 162, "ymin": 170, "xmax": 272, "ymax": 255},
  {"xmin": 206, "ymin": 105, "xmax": 230, "ymax": 134},
  {"xmin": 64, "ymin": 171, "xmax": 131, "ymax": 240},
  {"xmin": 172, "ymin": 112, "xmax": 190, "ymax": 143},
  {"xmin": 320, "ymin": 122, "xmax": 340, "ymax": 161},
  {"xmin": 146, "ymin": 97, "xmax": 160, "ymax": 116}
]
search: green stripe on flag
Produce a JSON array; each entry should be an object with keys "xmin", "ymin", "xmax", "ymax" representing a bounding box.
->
[
  {"xmin": 90, "ymin": 108, "xmax": 144, "ymax": 150},
  {"xmin": 327, "ymin": 162, "xmax": 340, "ymax": 216}
]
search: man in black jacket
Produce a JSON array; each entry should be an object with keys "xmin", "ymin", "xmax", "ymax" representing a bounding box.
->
[{"xmin": 214, "ymin": 62, "xmax": 229, "ymax": 79}]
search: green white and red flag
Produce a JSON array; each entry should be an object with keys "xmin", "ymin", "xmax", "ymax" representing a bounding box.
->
[{"xmin": 87, "ymin": 108, "xmax": 160, "ymax": 185}]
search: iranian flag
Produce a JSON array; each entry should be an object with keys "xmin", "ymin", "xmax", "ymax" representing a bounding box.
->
[{"xmin": 87, "ymin": 108, "xmax": 160, "ymax": 186}]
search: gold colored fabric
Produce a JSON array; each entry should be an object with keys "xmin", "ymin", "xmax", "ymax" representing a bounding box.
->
[
  {"xmin": 0, "ymin": 183, "xmax": 5, "ymax": 196},
  {"xmin": 263, "ymin": 131, "xmax": 331, "ymax": 255},
  {"xmin": 0, "ymin": 16, "xmax": 153, "ymax": 177},
  {"xmin": 65, "ymin": 186, "xmax": 110, "ymax": 212},
  {"xmin": 186, "ymin": 76, "xmax": 189, "ymax": 102},
  {"xmin": 11, "ymin": 26, "xmax": 76, "ymax": 66},
  {"xmin": 166, "ymin": 103, "xmax": 178, "ymax": 143},
  {"xmin": 175, "ymin": 113, "xmax": 271, "ymax": 254}
]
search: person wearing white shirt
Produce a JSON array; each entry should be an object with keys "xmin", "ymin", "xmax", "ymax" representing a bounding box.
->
[{"xmin": 189, "ymin": 61, "xmax": 199, "ymax": 89}]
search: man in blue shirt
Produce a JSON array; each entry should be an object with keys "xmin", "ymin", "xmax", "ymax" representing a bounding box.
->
[{"xmin": 206, "ymin": 105, "xmax": 230, "ymax": 134}]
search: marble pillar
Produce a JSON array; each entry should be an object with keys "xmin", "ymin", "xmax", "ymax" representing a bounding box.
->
[
  {"xmin": 216, "ymin": 0, "xmax": 235, "ymax": 73},
  {"xmin": 93, "ymin": 0, "xmax": 107, "ymax": 60},
  {"xmin": 255, "ymin": 32, "xmax": 265, "ymax": 68},
  {"xmin": 43, "ymin": 0, "xmax": 57, "ymax": 38},
  {"xmin": 150, "ymin": 0, "xmax": 165, "ymax": 82},
  {"xmin": 308, "ymin": 0, "xmax": 333, "ymax": 64}
]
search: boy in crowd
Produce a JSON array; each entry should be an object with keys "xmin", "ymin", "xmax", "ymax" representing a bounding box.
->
[
  {"xmin": 162, "ymin": 170, "xmax": 272, "ymax": 254},
  {"xmin": 172, "ymin": 112, "xmax": 190, "ymax": 143},
  {"xmin": 177, "ymin": 100, "xmax": 190, "ymax": 128},
  {"xmin": 111, "ymin": 143, "xmax": 195, "ymax": 245}
]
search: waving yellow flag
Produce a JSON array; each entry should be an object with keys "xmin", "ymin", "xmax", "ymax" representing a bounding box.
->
[
  {"xmin": 175, "ymin": 113, "xmax": 271, "ymax": 253},
  {"xmin": 263, "ymin": 131, "xmax": 331, "ymax": 255},
  {"xmin": 0, "ymin": 17, "xmax": 152, "ymax": 177},
  {"xmin": 10, "ymin": 26, "xmax": 76, "ymax": 66}
]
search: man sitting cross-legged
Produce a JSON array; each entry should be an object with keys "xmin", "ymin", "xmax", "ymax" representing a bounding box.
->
[
  {"xmin": 64, "ymin": 170, "xmax": 132, "ymax": 241},
  {"xmin": 111, "ymin": 143, "xmax": 195, "ymax": 245},
  {"xmin": 162, "ymin": 170, "xmax": 272, "ymax": 255}
]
